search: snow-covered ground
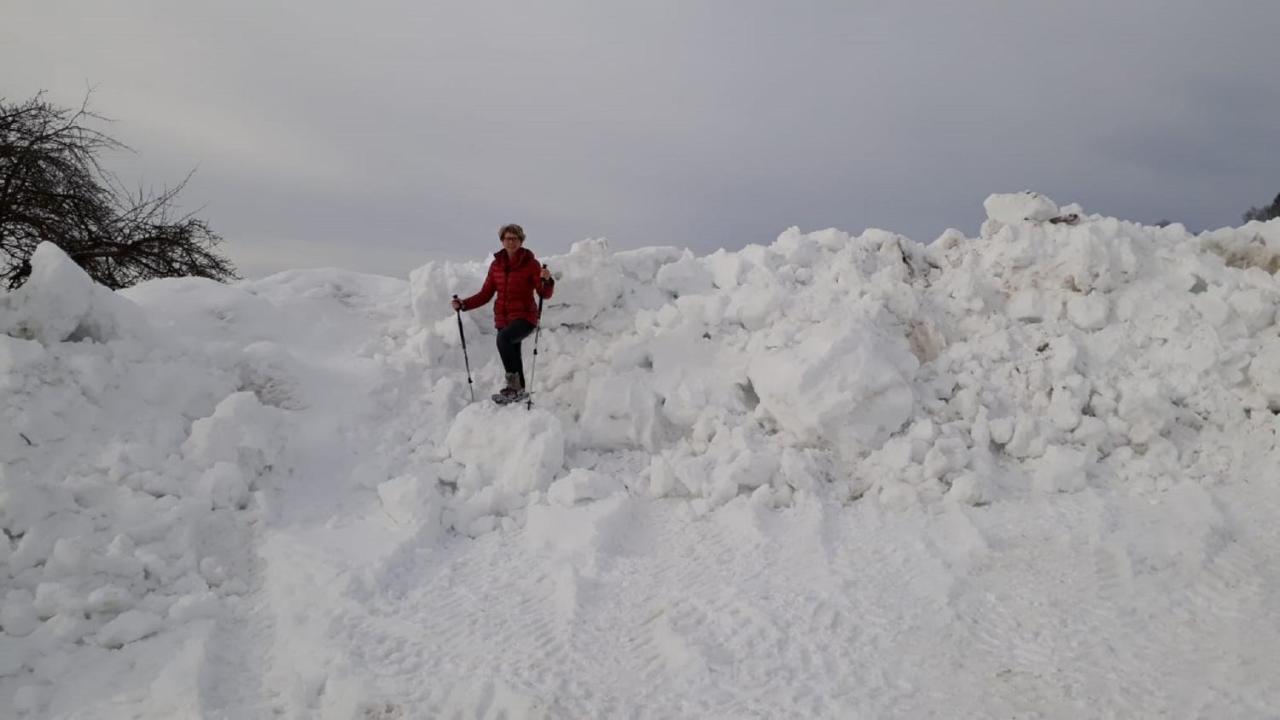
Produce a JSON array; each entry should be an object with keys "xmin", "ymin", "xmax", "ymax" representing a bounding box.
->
[{"xmin": 3, "ymin": 192, "xmax": 1280, "ymax": 718}]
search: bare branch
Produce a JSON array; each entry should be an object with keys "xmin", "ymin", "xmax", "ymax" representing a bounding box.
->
[{"xmin": 1, "ymin": 92, "xmax": 237, "ymax": 290}]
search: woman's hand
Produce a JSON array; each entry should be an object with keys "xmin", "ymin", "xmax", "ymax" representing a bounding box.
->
[
  {"xmin": 540, "ymin": 266, "xmax": 552, "ymax": 281},
  {"xmin": 451, "ymin": 297, "xmax": 463, "ymax": 311}
]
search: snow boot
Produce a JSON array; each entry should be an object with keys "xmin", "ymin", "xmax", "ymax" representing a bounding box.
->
[{"xmin": 492, "ymin": 372, "xmax": 527, "ymax": 405}]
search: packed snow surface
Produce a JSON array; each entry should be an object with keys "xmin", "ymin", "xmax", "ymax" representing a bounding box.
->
[{"xmin": 4, "ymin": 193, "xmax": 1280, "ymax": 718}]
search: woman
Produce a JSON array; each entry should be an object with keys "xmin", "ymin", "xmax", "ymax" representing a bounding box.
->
[{"xmin": 452, "ymin": 223, "xmax": 555, "ymax": 401}]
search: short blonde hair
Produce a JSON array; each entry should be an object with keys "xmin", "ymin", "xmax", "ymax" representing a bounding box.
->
[{"xmin": 498, "ymin": 223, "xmax": 525, "ymax": 242}]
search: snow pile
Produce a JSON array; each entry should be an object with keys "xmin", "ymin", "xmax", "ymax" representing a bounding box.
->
[
  {"xmin": 401, "ymin": 192, "xmax": 1280, "ymax": 521},
  {"xmin": 0, "ymin": 243, "xmax": 147, "ymax": 346},
  {"xmin": 5, "ymin": 194, "xmax": 1280, "ymax": 716},
  {"xmin": 1, "ymin": 244, "xmax": 298, "ymax": 715},
  {"xmin": 907, "ymin": 198, "xmax": 1280, "ymax": 501}
]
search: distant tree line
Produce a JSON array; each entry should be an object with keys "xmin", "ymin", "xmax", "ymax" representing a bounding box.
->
[
  {"xmin": 1243, "ymin": 192, "xmax": 1280, "ymax": 224},
  {"xmin": 1153, "ymin": 192, "xmax": 1280, "ymax": 229},
  {"xmin": 0, "ymin": 92, "xmax": 236, "ymax": 290}
]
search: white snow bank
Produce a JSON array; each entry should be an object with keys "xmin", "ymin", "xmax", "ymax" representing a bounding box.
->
[
  {"xmin": 0, "ymin": 242, "xmax": 147, "ymax": 344},
  {"xmin": 1, "ymin": 248, "xmax": 308, "ymax": 715},
  {"xmin": 7, "ymin": 193, "xmax": 1280, "ymax": 716},
  {"xmin": 400, "ymin": 191, "xmax": 1280, "ymax": 515}
]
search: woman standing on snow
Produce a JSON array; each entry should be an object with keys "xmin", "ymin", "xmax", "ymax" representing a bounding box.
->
[{"xmin": 451, "ymin": 223, "xmax": 555, "ymax": 401}]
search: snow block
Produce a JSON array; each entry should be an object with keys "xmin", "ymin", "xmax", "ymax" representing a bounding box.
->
[
  {"xmin": 198, "ymin": 462, "xmax": 251, "ymax": 510},
  {"xmin": 446, "ymin": 404, "xmax": 565, "ymax": 497},
  {"xmin": 96, "ymin": 609, "xmax": 163, "ymax": 648},
  {"xmin": 1067, "ymin": 293, "xmax": 1110, "ymax": 330},
  {"xmin": 540, "ymin": 238, "xmax": 625, "ymax": 327},
  {"xmin": 654, "ymin": 250, "xmax": 714, "ymax": 297},
  {"xmin": 1248, "ymin": 336, "xmax": 1280, "ymax": 408},
  {"xmin": 578, "ymin": 372, "xmax": 666, "ymax": 451},
  {"xmin": 983, "ymin": 191, "xmax": 1060, "ymax": 225},
  {"xmin": 748, "ymin": 319, "xmax": 917, "ymax": 450},
  {"xmin": 182, "ymin": 392, "xmax": 286, "ymax": 478},
  {"xmin": 409, "ymin": 259, "xmax": 487, "ymax": 330}
]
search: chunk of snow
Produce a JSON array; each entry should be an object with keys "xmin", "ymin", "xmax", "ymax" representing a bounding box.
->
[
  {"xmin": 377, "ymin": 473, "xmax": 444, "ymax": 535},
  {"xmin": 1032, "ymin": 445, "xmax": 1092, "ymax": 493},
  {"xmin": 1248, "ymin": 337, "xmax": 1280, "ymax": 407},
  {"xmin": 748, "ymin": 320, "xmax": 917, "ymax": 450},
  {"xmin": 446, "ymin": 405, "xmax": 565, "ymax": 499},
  {"xmin": 578, "ymin": 373, "xmax": 666, "ymax": 451},
  {"xmin": 96, "ymin": 609, "xmax": 163, "ymax": 648},
  {"xmin": 547, "ymin": 469, "xmax": 625, "ymax": 506},
  {"xmin": 1067, "ymin": 293, "xmax": 1110, "ymax": 330},
  {"xmin": 0, "ymin": 242, "xmax": 146, "ymax": 344},
  {"xmin": 983, "ymin": 191, "xmax": 1061, "ymax": 225}
]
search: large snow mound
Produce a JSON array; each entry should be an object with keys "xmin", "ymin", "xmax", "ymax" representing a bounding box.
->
[
  {"xmin": 0, "ymin": 244, "xmax": 321, "ymax": 714},
  {"xmin": 5, "ymin": 197, "xmax": 1280, "ymax": 715},
  {"xmin": 402, "ymin": 197, "xmax": 1280, "ymax": 515}
]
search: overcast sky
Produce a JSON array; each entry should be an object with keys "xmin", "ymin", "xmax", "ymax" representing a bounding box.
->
[{"xmin": 5, "ymin": 1, "xmax": 1279, "ymax": 278}]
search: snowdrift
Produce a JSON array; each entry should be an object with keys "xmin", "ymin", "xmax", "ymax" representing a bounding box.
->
[
  {"xmin": 3, "ymin": 191, "xmax": 1280, "ymax": 715},
  {"xmin": 0, "ymin": 253, "xmax": 406, "ymax": 714},
  {"xmin": 400, "ymin": 191, "xmax": 1280, "ymax": 525}
]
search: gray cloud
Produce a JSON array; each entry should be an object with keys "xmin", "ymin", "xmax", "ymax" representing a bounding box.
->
[{"xmin": 5, "ymin": 1, "xmax": 1279, "ymax": 277}]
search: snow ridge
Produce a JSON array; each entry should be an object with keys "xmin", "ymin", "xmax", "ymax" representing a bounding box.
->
[{"xmin": 400, "ymin": 191, "xmax": 1280, "ymax": 529}]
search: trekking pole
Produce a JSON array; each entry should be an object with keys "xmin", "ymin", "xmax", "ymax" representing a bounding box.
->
[
  {"xmin": 526, "ymin": 266, "xmax": 548, "ymax": 411},
  {"xmin": 453, "ymin": 295, "xmax": 475, "ymax": 402}
]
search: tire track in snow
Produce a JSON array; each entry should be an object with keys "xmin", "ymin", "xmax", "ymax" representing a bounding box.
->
[
  {"xmin": 332, "ymin": 534, "xmax": 589, "ymax": 718},
  {"xmin": 949, "ymin": 493, "xmax": 1157, "ymax": 718},
  {"xmin": 1181, "ymin": 480, "xmax": 1280, "ymax": 717},
  {"xmin": 824, "ymin": 505, "xmax": 978, "ymax": 718},
  {"xmin": 330, "ymin": 497, "xmax": 894, "ymax": 718},
  {"xmin": 942, "ymin": 487, "xmax": 1280, "ymax": 719},
  {"xmin": 616, "ymin": 511, "xmax": 824, "ymax": 717}
]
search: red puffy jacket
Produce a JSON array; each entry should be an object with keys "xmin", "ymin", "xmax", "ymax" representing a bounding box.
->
[{"xmin": 460, "ymin": 247, "xmax": 555, "ymax": 329}]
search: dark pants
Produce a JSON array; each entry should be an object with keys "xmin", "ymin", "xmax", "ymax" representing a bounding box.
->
[{"xmin": 496, "ymin": 319, "xmax": 535, "ymax": 388}]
